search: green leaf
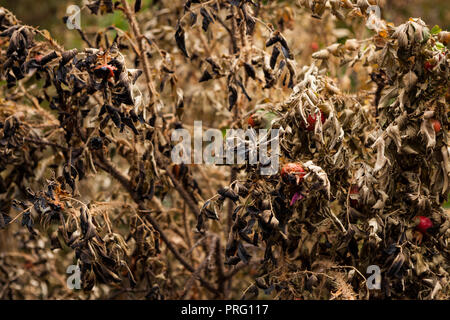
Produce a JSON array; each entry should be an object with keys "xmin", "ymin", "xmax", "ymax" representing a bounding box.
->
[
  {"xmin": 263, "ymin": 112, "xmax": 277, "ymax": 129},
  {"xmin": 422, "ymin": 28, "xmax": 430, "ymax": 43},
  {"xmin": 431, "ymin": 25, "xmax": 442, "ymax": 35},
  {"xmin": 435, "ymin": 42, "xmax": 445, "ymax": 50},
  {"xmin": 337, "ymin": 37, "xmax": 348, "ymax": 45},
  {"xmin": 221, "ymin": 128, "xmax": 228, "ymax": 138}
]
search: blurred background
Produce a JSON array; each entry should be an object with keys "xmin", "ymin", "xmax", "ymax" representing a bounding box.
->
[{"xmin": 1, "ymin": 0, "xmax": 449, "ymax": 46}]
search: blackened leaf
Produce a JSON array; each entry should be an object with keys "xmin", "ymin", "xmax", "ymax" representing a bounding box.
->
[
  {"xmin": 21, "ymin": 211, "xmax": 36, "ymax": 235},
  {"xmin": 225, "ymin": 256, "xmax": 241, "ymax": 265},
  {"xmin": 106, "ymin": 105, "xmax": 121, "ymax": 128},
  {"xmin": 175, "ymin": 24, "xmax": 189, "ymax": 58},
  {"xmin": 204, "ymin": 208, "xmax": 218, "ymax": 220},
  {"xmin": 266, "ymin": 35, "xmax": 278, "ymax": 47},
  {"xmin": 243, "ymin": 62, "xmax": 256, "ymax": 79},
  {"xmin": 226, "ymin": 237, "xmax": 238, "ymax": 257},
  {"xmin": 237, "ymin": 242, "xmax": 251, "ymax": 264},
  {"xmin": 239, "ymin": 231, "xmax": 253, "ymax": 244},
  {"xmin": 196, "ymin": 211, "xmax": 205, "ymax": 232},
  {"xmin": 235, "ymin": 183, "xmax": 249, "ymax": 197},
  {"xmin": 99, "ymin": 104, "xmax": 107, "ymax": 117},
  {"xmin": 0, "ymin": 212, "xmax": 11, "ymax": 229},
  {"xmin": 270, "ymin": 46, "xmax": 280, "ymax": 69},
  {"xmin": 252, "ymin": 232, "xmax": 259, "ymax": 246},
  {"xmin": 61, "ymin": 49, "xmax": 78, "ymax": 65},
  {"xmin": 205, "ymin": 57, "xmax": 221, "ymax": 74},
  {"xmin": 199, "ymin": 70, "xmax": 212, "ymax": 82},
  {"xmin": 201, "ymin": 200, "xmax": 219, "ymax": 220},
  {"xmin": 218, "ymin": 187, "xmax": 239, "ymax": 202},
  {"xmin": 122, "ymin": 117, "xmax": 139, "ymax": 135},
  {"xmin": 236, "ymin": 80, "xmax": 252, "ymax": 101},
  {"xmin": 6, "ymin": 72, "xmax": 16, "ymax": 88},
  {"xmin": 280, "ymin": 44, "xmax": 293, "ymax": 59},
  {"xmin": 80, "ymin": 208, "xmax": 97, "ymax": 240},
  {"xmin": 87, "ymin": 0, "xmax": 100, "ymax": 14},
  {"xmin": 388, "ymin": 252, "xmax": 405, "ymax": 277},
  {"xmin": 200, "ymin": 8, "xmax": 213, "ymax": 32},
  {"xmin": 246, "ymin": 205, "xmax": 260, "ymax": 216},
  {"xmin": 103, "ymin": 0, "xmax": 114, "ymax": 13},
  {"xmin": 134, "ymin": 0, "xmax": 142, "ymax": 12},
  {"xmin": 245, "ymin": 15, "xmax": 256, "ymax": 35},
  {"xmin": 263, "ymin": 284, "xmax": 275, "ymax": 295},
  {"xmin": 190, "ymin": 12, "xmax": 198, "ymax": 27},
  {"xmin": 242, "ymin": 218, "xmax": 256, "ymax": 234},
  {"xmin": 228, "ymin": 84, "xmax": 238, "ymax": 110}
]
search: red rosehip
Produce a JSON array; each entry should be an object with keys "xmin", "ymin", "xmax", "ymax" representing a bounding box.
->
[
  {"xmin": 311, "ymin": 42, "xmax": 319, "ymax": 52},
  {"xmin": 281, "ymin": 163, "xmax": 306, "ymax": 185},
  {"xmin": 424, "ymin": 60, "xmax": 435, "ymax": 71},
  {"xmin": 431, "ymin": 119, "xmax": 441, "ymax": 133},
  {"xmin": 349, "ymin": 185, "xmax": 359, "ymax": 207},
  {"xmin": 414, "ymin": 216, "xmax": 433, "ymax": 234},
  {"xmin": 305, "ymin": 111, "xmax": 326, "ymax": 131}
]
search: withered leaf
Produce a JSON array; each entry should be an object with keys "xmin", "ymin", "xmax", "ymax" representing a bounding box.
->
[
  {"xmin": 199, "ymin": 70, "xmax": 212, "ymax": 82},
  {"xmin": 236, "ymin": 79, "xmax": 252, "ymax": 101},
  {"xmin": 237, "ymin": 242, "xmax": 251, "ymax": 264},
  {"xmin": 0, "ymin": 212, "xmax": 11, "ymax": 229},
  {"xmin": 218, "ymin": 187, "xmax": 239, "ymax": 202},
  {"xmin": 270, "ymin": 46, "xmax": 280, "ymax": 69},
  {"xmin": 225, "ymin": 256, "xmax": 241, "ymax": 265},
  {"xmin": 200, "ymin": 8, "xmax": 213, "ymax": 32},
  {"xmin": 228, "ymin": 84, "xmax": 238, "ymax": 110},
  {"xmin": 243, "ymin": 62, "xmax": 256, "ymax": 79},
  {"xmin": 175, "ymin": 24, "xmax": 189, "ymax": 58},
  {"xmin": 201, "ymin": 200, "xmax": 219, "ymax": 220}
]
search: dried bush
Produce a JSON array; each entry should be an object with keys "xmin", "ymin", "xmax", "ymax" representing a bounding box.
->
[{"xmin": 0, "ymin": 0, "xmax": 448, "ymax": 300}]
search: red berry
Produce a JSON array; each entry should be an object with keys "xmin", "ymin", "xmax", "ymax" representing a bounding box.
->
[
  {"xmin": 431, "ymin": 119, "xmax": 441, "ymax": 133},
  {"xmin": 414, "ymin": 216, "xmax": 433, "ymax": 234},
  {"xmin": 311, "ymin": 42, "xmax": 319, "ymax": 52},
  {"xmin": 281, "ymin": 163, "xmax": 306, "ymax": 185},
  {"xmin": 424, "ymin": 60, "xmax": 435, "ymax": 71},
  {"xmin": 305, "ymin": 111, "xmax": 326, "ymax": 131}
]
